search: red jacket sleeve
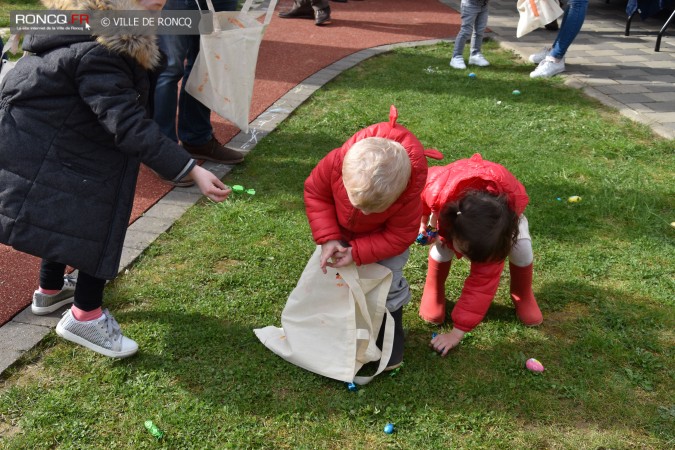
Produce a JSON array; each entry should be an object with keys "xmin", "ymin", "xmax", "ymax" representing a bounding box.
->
[
  {"xmin": 304, "ymin": 151, "xmax": 343, "ymax": 244},
  {"xmin": 451, "ymin": 260, "xmax": 505, "ymax": 332}
]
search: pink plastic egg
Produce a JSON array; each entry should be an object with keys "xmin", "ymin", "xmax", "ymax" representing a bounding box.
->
[{"xmin": 526, "ymin": 358, "xmax": 545, "ymax": 372}]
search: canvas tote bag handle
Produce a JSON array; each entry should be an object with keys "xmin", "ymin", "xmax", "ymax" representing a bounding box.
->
[
  {"xmin": 339, "ymin": 265, "xmax": 395, "ymax": 385},
  {"xmin": 203, "ymin": 0, "xmax": 277, "ymax": 32}
]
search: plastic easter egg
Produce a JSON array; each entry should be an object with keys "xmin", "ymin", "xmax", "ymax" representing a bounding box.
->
[
  {"xmin": 384, "ymin": 423, "xmax": 395, "ymax": 434},
  {"xmin": 512, "ymin": 89, "xmax": 521, "ymax": 95},
  {"xmin": 526, "ymin": 358, "xmax": 545, "ymax": 373},
  {"xmin": 469, "ymin": 72, "xmax": 476, "ymax": 78},
  {"xmin": 568, "ymin": 196, "xmax": 582, "ymax": 203},
  {"xmin": 670, "ymin": 222, "xmax": 675, "ymax": 229}
]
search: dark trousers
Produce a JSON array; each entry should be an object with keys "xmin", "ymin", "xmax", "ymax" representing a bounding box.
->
[
  {"xmin": 376, "ymin": 306, "xmax": 404, "ymax": 367},
  {"xmin": 39, "ymin": 260, "xmax": 106, "ymax": 311}
]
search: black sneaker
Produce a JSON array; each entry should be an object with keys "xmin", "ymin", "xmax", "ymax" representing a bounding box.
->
[
  {"xmin": 278, "ymin": 6, "xmax": 313, "ymax": 19},
  {"xmin": 314, "ymin": 7, "xmax": 332, "ymax": 26}
]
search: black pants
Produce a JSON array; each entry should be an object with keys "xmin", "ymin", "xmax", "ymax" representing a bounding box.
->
[
  {"xmin": 375, "ymin": 306, "xmax": 404, "ymax": 367},
  {"xmin": 39, "ymin": 260, "xmax": 106, "ymax": 311}
]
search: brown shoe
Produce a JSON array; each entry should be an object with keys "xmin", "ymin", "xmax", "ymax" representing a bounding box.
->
[
  {"xmin": 182, "ymin": 137, "xmax": 245, "ymax": 165},
  {"xmin": 278, "ymin": 6, "xmax": 313, "ymax": 19}
]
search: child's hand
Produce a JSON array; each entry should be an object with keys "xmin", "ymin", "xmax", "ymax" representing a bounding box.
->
[
  {"xmin": 419, "ymin": 215, "xmax": 430, "ymax": 235},
  {"xmin": 191, "ymin": 165, "xmax": 231, "ymax": 202},
  {"xmin": 320, "ymin": 240, "xmax": 348, "ymax": 274},
  {"xmin": 327, "ymin": 246, "xmax": 353, "ymax": 270},
  {"xmin": 430, "ymin": 327, "xmax": 466, "ymax": 357}
]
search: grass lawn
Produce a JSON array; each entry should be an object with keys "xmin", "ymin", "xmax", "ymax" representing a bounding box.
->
[
  {"xmin": 0, "ymin": 41, "xmax": 673, "ymax": 449},
  {"xmin": 0, "ymin": 0, "xmax": 44, "ymax": 28}
]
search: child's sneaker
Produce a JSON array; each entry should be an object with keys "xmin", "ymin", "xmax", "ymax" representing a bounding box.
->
[
  {"xmin": 56, "ymin": 308, "xmax": 138, "ymax": 358},
  {"xmin": 449, "ymin": 55, "xmax": 466, "ymax": 69},
  {"xmin": 468, "ymin": 53, "xmax": 490, "ymax": 67},
  {"xmin": 31, "ymin": 274, "xmax": 77, "ymax": 315}
]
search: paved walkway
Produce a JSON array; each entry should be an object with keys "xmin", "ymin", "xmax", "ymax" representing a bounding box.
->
[
  {"xmin": 448, "ymin": 0, "xmax": 675, "ymax": 139},
  {"xmin": 1, "ymin": 0, "xmax": 673, "ymax": 374}
]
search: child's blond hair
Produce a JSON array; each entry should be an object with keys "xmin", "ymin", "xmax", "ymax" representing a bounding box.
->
[{"xmin": 342, "ymin": 137, "xmax": 411, "ymax": 214}]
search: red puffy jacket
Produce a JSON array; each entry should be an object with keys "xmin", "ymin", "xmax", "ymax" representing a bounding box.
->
[
  {"xmin": 304, "ymin": 106, "xmax": 443, "ymax": 265},
  {"xmin": 421, "ymin": 154, "xmax": 529, "ymax": 331}
]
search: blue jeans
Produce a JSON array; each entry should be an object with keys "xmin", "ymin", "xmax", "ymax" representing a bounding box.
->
[
  {"xmin": 550, "ymin": 0, "xmax": 589, "ymax": 59},
  {"xmin": 453, "ymin": 0, "xmax": 489, "ymax": 58},
  {"xmin": 154, "ymin": 0, "xmax": 238, "ymax": 145}
]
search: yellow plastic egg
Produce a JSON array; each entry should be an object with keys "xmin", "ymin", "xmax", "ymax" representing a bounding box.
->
[{"xmin": 568, "ymin": 196, "xmax": 582, "ymax": 203}]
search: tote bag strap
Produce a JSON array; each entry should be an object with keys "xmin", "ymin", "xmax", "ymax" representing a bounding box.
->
[
  {"xmin": 202, "ymin": 0, "xmax": 277, "ymax": 31},
  {"xmin": 340, "ymin": 264, "xmax": 395, "ymax": 385},
  {"xmin": 353, "ymin": 309, "xmax": 394, "ymax": 385}
]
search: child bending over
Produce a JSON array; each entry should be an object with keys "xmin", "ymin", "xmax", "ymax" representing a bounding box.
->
[
  {"xmin": 418, "ymin": 154, "xmax": 542, "ymax": 356},
  {"xmin": 304, "ymin": 106, "xmax": 442, "ymax": 369}
]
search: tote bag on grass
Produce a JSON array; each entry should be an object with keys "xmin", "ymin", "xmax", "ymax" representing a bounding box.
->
[
  {"xmin": 516, "ymin": 0, "xmax": 564, "ymax": 38},
  {"xmin": 254, "ymin": 246, "xmax": 394, "ymax": 385},
  {"xmin": 185, "ymin": 0, "xmax": 277, "ymax": 132}
]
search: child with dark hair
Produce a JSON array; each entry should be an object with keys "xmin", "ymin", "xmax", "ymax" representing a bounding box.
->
[{"xmin": 417, "ymin": 154, "xmax": 543, "ymax": 356}]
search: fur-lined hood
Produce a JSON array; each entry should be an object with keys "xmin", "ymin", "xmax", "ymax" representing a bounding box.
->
[{"xmin": 39, "ymin": 0, "xmax": 161, "ymax": 69}]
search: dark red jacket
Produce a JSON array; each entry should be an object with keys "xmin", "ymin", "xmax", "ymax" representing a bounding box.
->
[
  {"xmin": 421, "ymin": 154, "xmax": 529, "ymax": 331},
  {"xmin": 304, "ymin": 106, "xmax": 442, "ymax": 265}
]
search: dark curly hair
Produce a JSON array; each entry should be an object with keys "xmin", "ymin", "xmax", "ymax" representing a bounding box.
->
[{"xmin": 439, "ymin": 190, "xmax": 519, "ymax": 263}]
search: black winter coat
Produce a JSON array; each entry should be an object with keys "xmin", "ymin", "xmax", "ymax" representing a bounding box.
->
[{"xmin": 0, "ymin": 7, "xmax": 195, "ymax": 279}]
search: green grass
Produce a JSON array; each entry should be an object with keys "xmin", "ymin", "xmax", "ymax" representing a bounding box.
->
[
  {"xmin": 0, "ymin": 0, "xmax": 44, "ymax": 28},
  {"xmin": 1, "ymin": 41, "xmax": 673, "ymax": 449}
]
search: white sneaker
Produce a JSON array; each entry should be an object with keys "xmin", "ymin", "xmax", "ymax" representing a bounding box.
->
[
  {"xmin": 530, "ymin": 56, "xmax": 565, "ymax": 78},
  {"xmin": 56, "ymin": 308, "xmax": 138, "ymax": 358},
  {"xmin": 468, "ymin": 53, "xmax": 490, "ymax": 67},
  {"xmin": 529, "ymin": 46, "xmax": 551, "ymax": 65},
  {"xmin": 449, "ymin": 55, "xmax": 466, "ymax": 70}
]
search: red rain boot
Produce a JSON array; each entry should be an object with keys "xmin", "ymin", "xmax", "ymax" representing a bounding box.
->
[
  {"xmin": 509, "ymin": 263, "xmax": 543, "ymax": 326},
  {"xmin": 419, "ymin": 256, "xmax": 451, "ymax": 325}
]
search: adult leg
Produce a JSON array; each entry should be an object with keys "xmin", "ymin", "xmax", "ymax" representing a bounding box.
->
[
  {"xmin": 154, "ymin": 0, "xmax": 197, "ymax": 143},
  {"xmin": 550, "ymin": 0, "xmax": 589, "ymax": 59}
]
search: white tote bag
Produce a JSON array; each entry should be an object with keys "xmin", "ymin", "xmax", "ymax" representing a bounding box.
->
[
  {"xmin": 254, "ymin": 246, "xmax": 395, "ymax": 385},
  {"xmin": 185, "ymin": 0, "xmax": 277, "ymax": 132},
  {"xmin": 516, "ymin": 0, "xmax": 564, "ymax": 38}
]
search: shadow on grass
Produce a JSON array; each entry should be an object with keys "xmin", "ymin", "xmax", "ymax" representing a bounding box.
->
[{"xmin": 117, "ymin": 273, "xmax": 671, "ymax": 444}]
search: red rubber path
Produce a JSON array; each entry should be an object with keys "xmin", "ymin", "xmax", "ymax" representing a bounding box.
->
[{"xmin": 0, "ymin": 0, "xmax": 460, "ymax": 325}]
